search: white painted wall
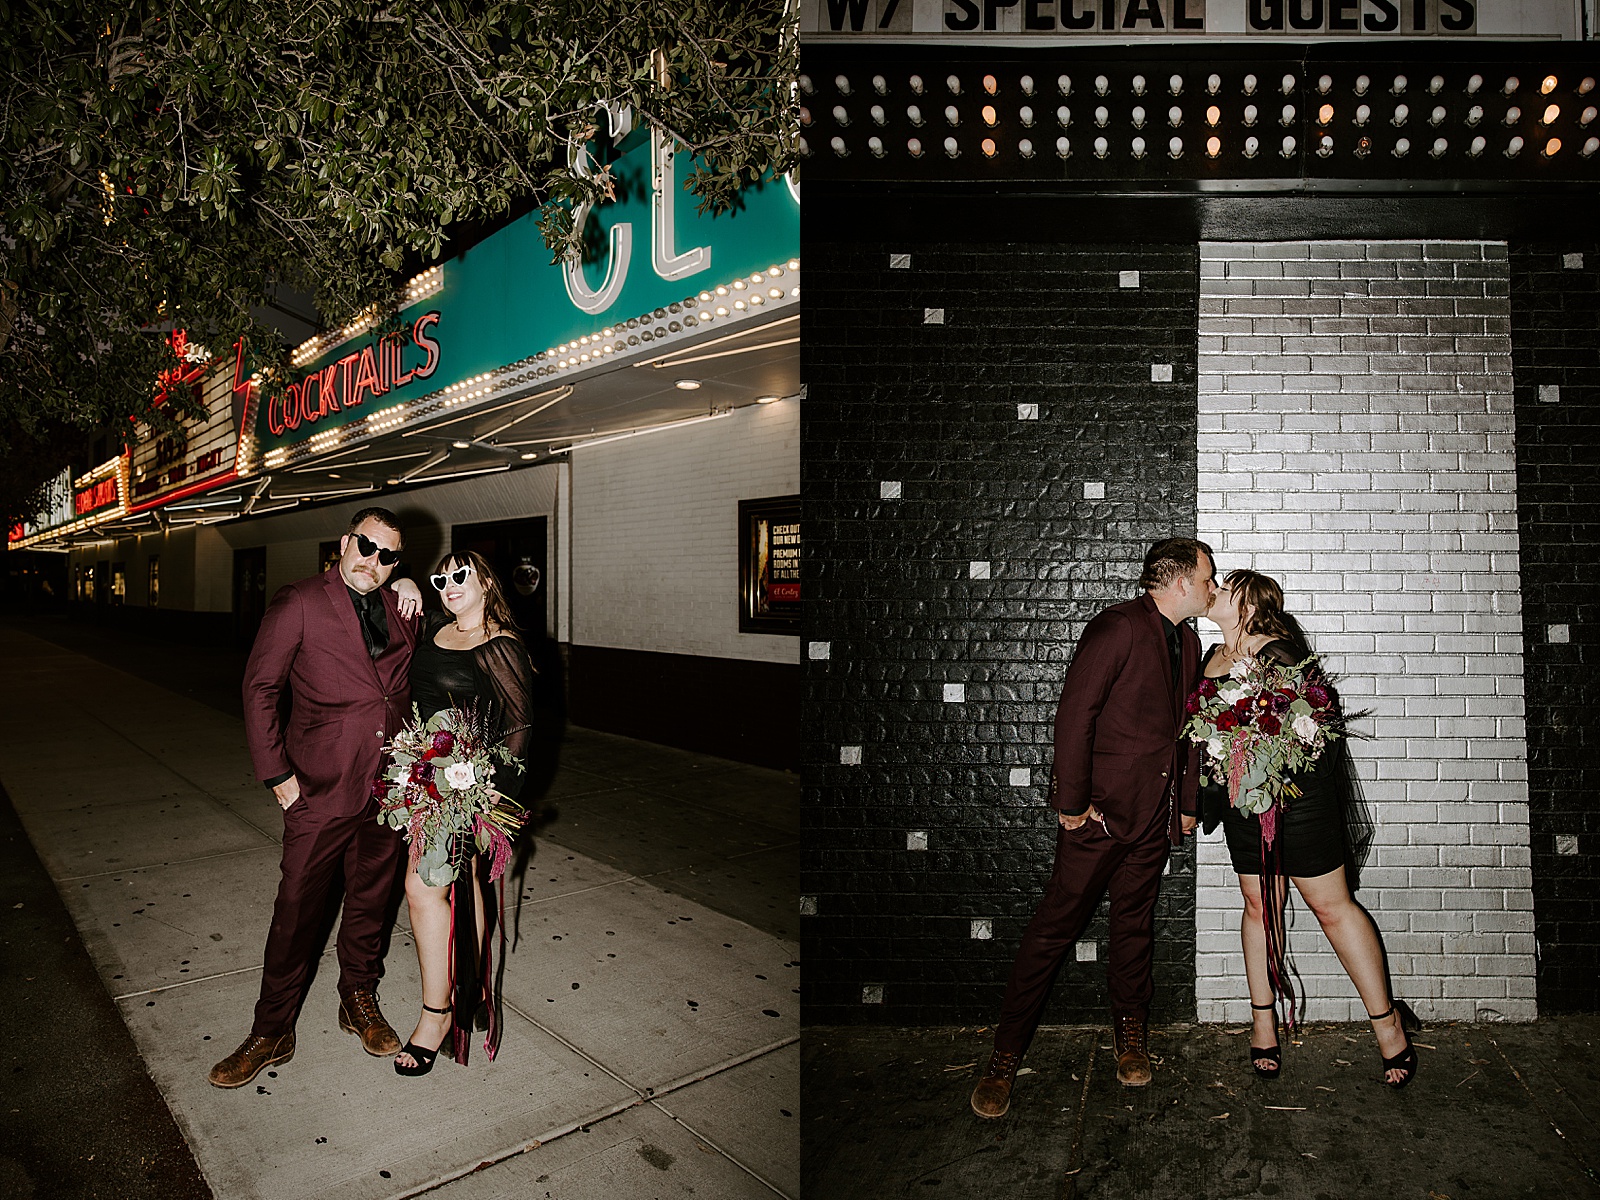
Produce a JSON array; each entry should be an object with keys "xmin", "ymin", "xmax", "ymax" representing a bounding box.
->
[
  {"xmin": 1196, "ymin": 240, "xmax": 1535, "ymax": 1023},
  {"xmin": 570, "ymin": 398, "xmax": 800, "ymax": 665}
]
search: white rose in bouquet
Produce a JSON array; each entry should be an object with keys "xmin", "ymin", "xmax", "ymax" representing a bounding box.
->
[{"xmin": 442, "ymin": 761, "xmax": 477, "ymax": 790}]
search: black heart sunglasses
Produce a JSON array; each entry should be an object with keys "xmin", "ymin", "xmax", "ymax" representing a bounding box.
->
[{"xmin": 353, "ymin": 533, "xmax": 402, "ymax": 566}]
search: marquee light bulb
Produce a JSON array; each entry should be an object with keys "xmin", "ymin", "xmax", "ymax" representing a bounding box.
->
[
  {"xmin": 1243, "ymin": 74, "xmax": 1258, "ymax": 96},
  {"xmin": 1467, "ymin": 74, "xmax": 1483, "ymax": 94},
  {"xmin": 1504, "ymin": 76, "xmax": 1520, "ymax": 95},
  {"xmin": 909, "ymin": 75, "xmax": 924, "ymax": 94},
  {"xmin": 1058, "ymin": 74, "xmax": 1072, "ymax": 95},
  {"xmin": 947, "ymin": 75, "xmax": 961, "ymax": 94},
  {"xmin": 1582, "ymin": 136, "xmax": 1599, "ymax": 156},
  {"xmin": 1281, "ymin": 134, "xmax": 1296, "ymax": 156},
  {"xmin": 867, "ymin": 135, "xmax": 884, "ymax": 156},
  {"xmin": 1131, "ymin": 135, "xmax": 1147, "ymax": 157},
  {"xmin": 906, "ymin": 104, "xmax": 923, "ymax": 125},
  {"xmin": 873, "ymin": 75, "xmax": 887, "ymax": 95},
  {"xmin": 1543, "ymin": 104, "xmax": 1561, "ymax": 125},
  {"xmin": 1132, "ymin": 74, "xmax": 1147, "ymax": 96},
  {"xmin": 1206, "ymin": 105, "xmax": 1221, "ymax": 126},
  {"xmin": 1544, "ymin": 137, "xmax": 1562, "ymax": 156},
  {"xmin": 1057, "ymin": 105, "xmax": 1072, "ymax": 127},
  {"xmin": 1094, "ymin": 136, "xmax": 1109, "ymax": 157},
  {"xmin": 1170, "ymin": 74, "xmax": 1184, "ymax": 95},
  {"xmin": 1244, "ymin": 135, "xmax": 1259, "ymax": 157},
  {"xmin": 1355, "ymin": 74, "xmax": 1371, "ymax": 96},
  {"xmin": 1021, "ymin": 75, "xmax": 1035, "ymax": 95},
  {"xmin": 1056, "ymin": 135, "xmax": 1072, "ymax": 157},
  {"xmin": 1542, "ymin": 75, "xmax": 1559, "ymax": 95},
  {"xmin": 1429, "ymin": 75, "xmax": 1445, "ymax": 94},
  {"xmin": 1318, "ymin": 75, "xmax": 1333, "ymax": 94},
  {"xmin": 1095, "ymin": 75, "xmax": 1109, "ymax": 96},
  {"xmin": 984, "ymin": 74, "xmax": 998, "ymax": 94},
  {"xmin": 1430, "ymin": 137, "xmax": 1448, "ymax": 157},
  {"xmin": 1581, "ymin": 77, "xmax": 1597, "ymax": 95},
  {"xmin": 1318, "ymin": 103, "xmax": 1334, "ymax": 124},
  {"xmin": 982, "ymin": 105, "xmax": 998, "ymax": 125},
  {"xmin": 1506, "ymin": 135, "xmax": 1525, "ymax": 156},
  {"xmin": 981, "ymin": 137, "xmax": 997, "ymax": 157},
  {"xmin": 943, "ymin": 136, "xmax": 959, "ymax": 157},
  {"xmin": 1431, "ymin": 106, "xmax": 1446, "ymax": 125},
  {"xmin": 1468, "ymin": 135, "xmax": 1486, "ymax": 156},
  {"xmin": 835, "ymin": 75, "xmax": 851, "ymax": 95},
  {"xmin": 1019, "ymin": 105, "xmax": 1034, "ymax": 125},
  {"xmin": 1168, "ymin": 106, "xmax": 1183, "ymax": 126},
  {"xmin": 1207, "ymin": 74, "xmax": 1221, "ymax": 95},
  {"xmin": 1392, "ymin": 75, "xmax": 1407, "ymax": 95},
  {"xmin": 1393, "ymin": 137, "xmax": 1410, "ymax": 157},
  {"xmin": 1244, "ymin": 104, "xmax": 1259, "ymax": 126},
  {"xmin": 1018, "ymin": 137, "xmax": 1035, "ymax": 157},
  {"xmin": 1584, "ymin": 106, "xmax": 1599, "ymax": 125},
  {"xmin": 832, "ymin": 105, "xmax": 849, "ymax": 126},
  {"xmin": 1168, "ymin": 135, "xmax": 1183, "ymax": 157},
  {"xmin": 907, "ymin": 136, "xmax": 923, "ymax": 156},
  {"xmin": 1206, "ymin": 135, "xmax": 1221, "ymax": 156}
]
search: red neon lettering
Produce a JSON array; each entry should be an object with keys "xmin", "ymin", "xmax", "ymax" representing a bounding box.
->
[
  {"xmin": 283, "ymin": 381, "xmax": 303, "ymax": 430},
  {"xmin": 412, "ymin": 311, "xmax": 441, "ymax": 379},
  {"xmin": 350, "ymin": 344, "xmax": 383, "ymax": 406},
  {"xmin": 392, "ymin": 332, "xmax": 415, "ymax": 388},
  {"xmin": 267, "ymin": 390, "xmax": 286, "ymax": 436},
  {"xmin": 337, "ymin": 352, "xmax": 361, "ymax": 407},
  {"xmin": 318, "ymin": 362, "xmax": 340, "ymax": 415},
  {"xmin": 231, "ymin": 338, "xmax": 250, "ymax": 395},
  {"xmin": 74, "ymin": 477, "xmax": 117, "ymax": 515}
]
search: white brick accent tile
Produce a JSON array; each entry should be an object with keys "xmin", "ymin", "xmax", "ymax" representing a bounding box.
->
[
  {"xmin": 1009, "ymin": 767, "xmax": 1033, "ymax": 787},
  {"xmin": 1196, "ymin": 241, "xmax": 1534, "ymax": 1024}
]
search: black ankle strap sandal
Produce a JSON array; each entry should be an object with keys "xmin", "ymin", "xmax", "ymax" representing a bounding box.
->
[
  {"xmin": 1367, "ymin": 1000, "xmax": 1420, "ymax": 1089},
  {"xmin": 1249, "ymin": 1001, "xmax": 1282, "ymax": 1080},
  {"xmin": 394, "ymin": 1003, "xmax": 455, "ymax": 1078}
]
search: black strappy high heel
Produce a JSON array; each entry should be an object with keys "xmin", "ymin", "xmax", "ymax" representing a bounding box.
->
[
  {"xmin": 394, "ymin": 1003, "xmax": 454, "ymax": 1077},
  {"xmin": 1249, "ymin": 1001, "xmax": 1282, "ymax": 1080},
  {"xmin": 1368, "ymin": 999, "xmax": 1420, "ymax": 1089}
]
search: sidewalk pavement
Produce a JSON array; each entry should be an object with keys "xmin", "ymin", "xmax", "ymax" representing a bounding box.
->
[
  {"xmin": 0, "ymin": 624, "xmax": 798, "ymax": 1199},
  {"xmin": 804, "ymin": 1018, "xmax": 1600, "ymax": 1199}
]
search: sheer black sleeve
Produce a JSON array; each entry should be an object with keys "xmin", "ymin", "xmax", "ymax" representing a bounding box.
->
[{"xmin": 473, "ymin": 634, "xmax": 536, "ymax": 802}]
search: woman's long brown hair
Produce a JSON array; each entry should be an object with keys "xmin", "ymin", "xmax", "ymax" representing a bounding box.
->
[
  {"xmin": 435, "ymin": 549, "xmax": 521, "ymax": 637},
  {"xmin": 1226, "ymin": 568, "xmax": 1310, "ymax": 656}
]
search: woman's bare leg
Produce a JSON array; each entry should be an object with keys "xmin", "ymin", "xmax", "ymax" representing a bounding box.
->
[
  {"xmin": 1293, "ymin": 867, "xmax": 1409, "ymax": 1083},
  {"xmin": 395, "ymin": 864, "xmax": 453, "ymax": 1068},
  {"xmin": 1237, "ymin": 873, "xmax": 1287, "ymax": 1069}
]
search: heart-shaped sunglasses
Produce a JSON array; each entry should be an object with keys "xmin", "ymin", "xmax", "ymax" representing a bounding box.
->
[{"xmin": 429, "ymin": 564, "xmax": 475, "ymax": 591}]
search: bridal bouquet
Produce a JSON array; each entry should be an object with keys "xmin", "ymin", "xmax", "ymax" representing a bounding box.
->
[
  {"xmin": 1181, "ymin": 652, "xmax": 1348, "ymax": 842},
  {"xmin": 374, "ymin": 704, "xmax": 525, "ymax": 887}
]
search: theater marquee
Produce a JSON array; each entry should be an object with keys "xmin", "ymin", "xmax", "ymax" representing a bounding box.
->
[{"xmin": 800, "ymin": 0, "xmax": 1579, "ymax": 37}]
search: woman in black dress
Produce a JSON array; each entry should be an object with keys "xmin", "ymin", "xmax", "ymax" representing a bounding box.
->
[
  {"xmin": 394, "ymin": 550, "xmax": 535, "ymax": 1075},
  {"xmin": 1200, "ymin": 568, "xmax": 1417, "ymax": 1087}
]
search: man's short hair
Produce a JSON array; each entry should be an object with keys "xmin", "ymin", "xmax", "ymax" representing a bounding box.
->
[
  {"xmin": 347, "ymin": 506, "xmax": 404, "ymax": 548},
  {"xmin": 1140, "ymin": 537, "xmax": 1213, "ymax": 591}
]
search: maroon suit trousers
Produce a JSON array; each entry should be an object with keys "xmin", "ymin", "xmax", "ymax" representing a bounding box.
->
[
  {"xmin": 993, "ymin": 804, "xmax": 1172, "ymax": 1056},
  {"xmin": 251, "ymin": 794, "xmax": 405, "ymax": 1037}
]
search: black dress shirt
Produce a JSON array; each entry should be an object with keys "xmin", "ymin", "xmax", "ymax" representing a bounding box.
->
[{"xmin": 347, "ymin": 585, "xmax": 389, "ymax": 660}]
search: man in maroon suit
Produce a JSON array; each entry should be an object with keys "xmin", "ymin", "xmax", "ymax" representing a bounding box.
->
[
  {"xmin": 209, "ymin": 507, "xmax": 422, "ymax": 1088},
  {"xmin": 971, "ymin": 538, "xmax": 1216, "ymax": 1117}
]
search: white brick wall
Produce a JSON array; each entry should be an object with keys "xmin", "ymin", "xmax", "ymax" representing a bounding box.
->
[
  {"xmin": 571, "ymin": 399, "xmax": 799, "ymax": 664},
  {"xmin": 1196, "ymin": 241, "xmax": 1535, "ymax": 1024}
]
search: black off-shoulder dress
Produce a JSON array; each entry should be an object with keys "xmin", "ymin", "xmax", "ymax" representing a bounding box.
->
[{"xmin": 408, "ymin": 610, "xmax": 536, "ymax": 1063}]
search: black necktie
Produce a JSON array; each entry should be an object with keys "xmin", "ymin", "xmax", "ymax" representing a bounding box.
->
[
  {"xmin": 349, "ymin": 588, "xmax": 388, "ymax": 659},
  {"xmin": 1166, "ymin": 622, "xmax": 1182, "ymax": 696}
]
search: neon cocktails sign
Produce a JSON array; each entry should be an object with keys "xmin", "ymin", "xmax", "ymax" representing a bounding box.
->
[{"xmin": 264, "ymin": 310, "xmax": 441, "ymax": 436}]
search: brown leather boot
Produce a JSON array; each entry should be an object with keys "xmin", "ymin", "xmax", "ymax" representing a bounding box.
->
[
  {"xmin": 1113, "ymin": 1014, "xmax": 1152, "ymax": 1087},
  {"xmin": 339, "ymin": 988, "xmax": 402, "ymax": 1056},
  {"xmin": 970, "ymin": 1048, "xmax": 1021, "ymax": 1118},
  {"xmin": 208, "ymin": 1032, "xmax": 295, "ymax": 1088}
]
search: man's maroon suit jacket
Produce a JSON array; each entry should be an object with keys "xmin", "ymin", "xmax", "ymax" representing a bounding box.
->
[
  {"xmin": 243, "ymin": 567, "xmax": 419, "ymax": 817},
  {"xmin": 1048, "ymin": 592, "xmax": 1202, "ymax": 846}
]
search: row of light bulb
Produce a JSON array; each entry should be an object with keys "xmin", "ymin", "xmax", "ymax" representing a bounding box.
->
[
  {"xmin": 811, "ymin": 100, "xmax": 1599, "ymax": 135},
  {"xmin": 808, "ymin": 132, "xmax": 1600, "ymax": 161},
  {"xmin": 802, "ymin": 70, "xmax": 1599, "ymax": 102}
]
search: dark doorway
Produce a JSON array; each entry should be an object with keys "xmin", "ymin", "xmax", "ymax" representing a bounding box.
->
[
  {"xmin": 233, "ymin": 547, "xmax": 268, "ymax": 647},
  {"xmin": 450, "ymin": 517, "xmax": 549, "ymax": 639},
  {"xmin": 451, "ymin": 516, "xmax": 563, "ymax": 802}
]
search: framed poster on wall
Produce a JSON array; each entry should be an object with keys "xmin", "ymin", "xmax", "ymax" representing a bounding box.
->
[{"xmin": 739, "ymin": 495, "xmax": 801, "ymax": 635}]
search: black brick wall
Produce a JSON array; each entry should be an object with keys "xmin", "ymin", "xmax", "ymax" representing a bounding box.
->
[
  {"xmin": 801, "ymin": 241, "xmax": 1201, "ymax": 1026},
  {"xmin": 1508, "ymin": 245, "xmax": 1600, "ymax": 1014}
]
